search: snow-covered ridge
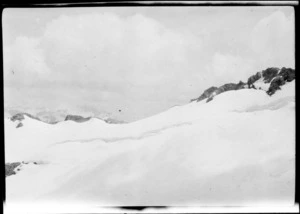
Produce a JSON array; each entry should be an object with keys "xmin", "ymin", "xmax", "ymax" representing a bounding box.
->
[
  {"xmin": 191, "ymin": 67, "xmax": 295, "ymax": 103},
  {"xmin": 7, "ymin": 112, "xmax": 126, "ymax": 129},
  {"xmin": 5, "ymin": 68, "xmax": 295, "ymax": 207}
]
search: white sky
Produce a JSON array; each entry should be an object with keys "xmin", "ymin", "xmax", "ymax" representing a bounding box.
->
[{"xmin": 3, "ymin": 6, "xmax": 295, "ymax": 122}]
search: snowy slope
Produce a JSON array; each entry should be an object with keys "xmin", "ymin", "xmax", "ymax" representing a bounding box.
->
[{"xmin": 5, "ymin": 81, "xmax": 295, "ymax": 207}]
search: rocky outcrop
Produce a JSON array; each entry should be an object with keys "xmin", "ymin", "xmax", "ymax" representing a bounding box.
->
[
  {"xmin": 261, "ymin": 67, "xmax": 280, "ymax": 83},
  {"xmin": 192, "ymin": 67, "xmax": 294, "ymax": 104},
  {"xmin": 10, "ymin": 113, "xmax": 25, "ymax": 122},
  {"xmin": 104, "ymin": 118, "xmax": 126, "ymax": 124},
  {"xmin": 10, "ymin": 113, "xmax": 40, "ymax": 122},
  {"xmin": 216, "ymin": 81, "xmax": 247, "ymax": 94},
  {"xmin": 16, "ymin": 122, "xmax": 23, "ymax": 128},
  {"xmin": 5, "ymin": 162, "xmax": 21, "ymax": 177},
  {"xmin": 5, "ymin": 161, "xmax": 41, "ymax": 177},
  {"xmin": 247, "ymin": 68, "xmax": 280, "ymax": 87},
  {"xmin": 65, "ymin": 115, "xmax": 91, "ymax": 123},
  {"xmin": 247, "ymin": 72, "xmax": 262, "ymax": 89},
  {"xmin": 247, "ymin": 67, "xmax": 294, "ymax": 95},
  {"xmin": 192, "ymin": 86, "xmax": 218, "ymax": 102},
  {"xmin": 192, "ymin": 81, "xmax": 247, "ymax": 103},
  {"xmin": 258, "ymin": 67, "xmax": 295, "ymax": 96},
  {"xmin": 10, "ymin": 113, "xmax": 41, "ymax": 128},
  {"xmin": 267, "ymin": 76, "xmax": 286, "ymax": 95},
  {"xmin": 279, "ymin": 67, "xmax": 295, "ymax": 82},
  {"xmin": 206, "ymin": 81, "xmax": 247, "ymax": 102}
]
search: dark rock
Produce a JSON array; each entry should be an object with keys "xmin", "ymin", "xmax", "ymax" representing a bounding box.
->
[
  {"xmin": 279, "ymin": 67, "xmax": 295, "ymax": 82},
  {"xmin": 247, "ymin": 67, "xmax": 294, "ymax": 95},
  {"xmin": 104, "ymin": 118, "xmax": 126, "ymax": 124},
  {"xmin": 119, "ymin": 206, "xmax": 168, "ymax": 211},
  {"xmin": 5, "ymin": 162, "xmax": 21, "ymax": 177},
  {"xmin": 206, "ymin": 96, "xmax": 214, "ymax": 103},
  {"xmin": 196, "ymin": 86, "xmax": 218, "ymax": 102},
  {"xmin": 215, "ymin": 83, "xmax": 234, "ymax": 94},
  {"xmin": 65, "ymin": 115, "xmax": 91, "ymax": 123},
  {"xmin": 264, "ymin": 67, "xmax": 295, "ymax": 95},
  {"xmin": 190, "ymin": 98, "xmax": 198, "ymax": 102},
  {"xmin": 194, "ymin": 81, "xmax": 246, "ymax": 103},
  {"xmin": 191, "ymin": 67, "xmax": 294, "ymax": 103},
  {"xmin": 11, "ymin": 113, "xmax": 25, "ymax": 122},
  {"xmin": 11, "ymin": 113, "xmax": 41, "ymax": 122},
  {"xmin": 267, "ymin": 76, "xmax": 286, "ymax": 95},
  {"xmin": 262, "ymin": 67, "xmax": 280, "ymax": 83},
  {"xmin": 236, "ymin": 81, "xmax": 247, "ymax": 90},
  {"xmin": 217, "ymin": 81, "xmax": 247, "ymax": 94},
  {"xmin": 16, "ymin": 122, "xmax": 23, "ymax": 128},
  {"xmin": 247, "ymin": 72, "xmax": 262, "ymax": 88},
  {"xmin": 205, "ymin": 81, "xmax": 246, "ymax": 103}
]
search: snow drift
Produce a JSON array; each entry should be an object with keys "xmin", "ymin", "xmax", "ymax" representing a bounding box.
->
[{"xmin": 4, "ymin": 80, "xmax": 295, "ymax": 207}]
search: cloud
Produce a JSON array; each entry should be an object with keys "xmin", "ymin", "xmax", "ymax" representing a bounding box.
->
[
  {"xmin": 5, "ymin": 12, "xmax": 201, "ymax": 84},
  {"xmin": 4, "ymin": 12, "xmax": 204, "ymax": 121},
  {"xmin": 203, "ymin": 10, "xmax": 295, "ymax": 88},
  {"xmin": 4, "ymin": 36, "xmax": 50, "ymax": 87},
  {"xmin": 36, "ymin": 12, "xmax": 201, "ymax": 87},
  {"xmin": 250, "ymin": 10, "xmax": 294, "ymax": 68},
  {"xmin": 205, "ymin": 52, "xmax": 255, "ymax": 85}
]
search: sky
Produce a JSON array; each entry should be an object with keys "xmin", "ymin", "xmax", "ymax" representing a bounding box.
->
[{"xmin": 3, "ymin": 6, "xmax": 295, "ymax": 122}]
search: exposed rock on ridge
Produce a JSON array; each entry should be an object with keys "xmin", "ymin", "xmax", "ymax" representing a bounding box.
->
[
  {"xmin": 64, "ymin": 115, "xmax": 126, "ymax": 124},
  {"xmin": 261, "ymin": 67, "xmax": 280, "ymax": 83},
  {"xmin": 10, "ymin": 113, "xmax": 40, "ymax": 122},
  {"xmin": 103, "ymin": 118, "xmax": 126, "ymax": 124},
  {"xmin": 190, "ymin": 86, "xmax": 218, "ymax": 102},
  {"xmin": 9, "ymin": 112, "xmax": 126, "ymax": 126},
  {"xmin": 5, "ymin": 162, "xmax": 21, "ymax": 177},
  {"xmin": 267, "ymin": 67, "xmax": 295, "ymax": 95},
  {"xmin": 192, "ymin": 81, "xmax": 247, "ymax": 103},
  {"xmin": 192, "ymin": 67, "xmax": 295, "ymax": 103},
  {"xmin": 5, "ymin": 161, "xmax": 41, "ymax": 177},
  {"xmin": 10, "ymin": 113, "xmax": 41, "ymax": 128},
  {"xmin": 247, "ymin": 72, "xmax": 262, "ymax": 89},
  {"xmin": 64, "ymin": 115, "xmax": 91, "ymax": 123}
]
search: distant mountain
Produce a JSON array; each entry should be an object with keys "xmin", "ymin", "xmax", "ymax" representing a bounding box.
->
[
  {"xmin": 8, "ymin": 112, "xmax": 126, "ymax": 128},
  {"xmin": 10, "ymin": 113, "xmax": 41, "ymax": 122},
  {"xmin": 35, "ymin": 110, "xmax": 69, "ymax": 124},
  {"xmin": 103, "ymin": 117, "xmax": 126, "ymax": 124},
  {"xmin": 4, "ymin": 108, "xmax": 68, "ymax": 124},
  {"xmin": 64, "ymin": 114, "xmax": 91, "ymax": 123},
  {"xmin": 10, "ymin": 113, "xmax": 43, "ymax": 128},
  {"xmin": 63, "ymin": 114, "xmax": 125, "ymax": 124}
]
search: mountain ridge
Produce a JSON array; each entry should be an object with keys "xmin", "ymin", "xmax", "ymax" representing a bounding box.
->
[
  {"xmin": 8, "ymin": 112, "xmax": 126, "ymax": 128},
  {"xmin": 191, "ymin": 66, "xmax": 295, "ymax": 103},
  {"xmin": 4, "ymin": 67, "xmax": 295, "ymax": 206}
]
